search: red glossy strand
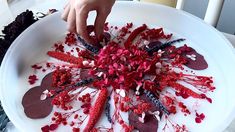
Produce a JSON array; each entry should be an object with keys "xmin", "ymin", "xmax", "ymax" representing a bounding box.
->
[
  {"xmin": 47, "ymin": 51, "xmax": 83, "ymax": 67},
  {"xmin": 124, "ymin": 24, "xmax": 147, "ymax": 48},
  {"xmin": 168, "ymin": 82, "xmax": 202, "ymax": 99}
]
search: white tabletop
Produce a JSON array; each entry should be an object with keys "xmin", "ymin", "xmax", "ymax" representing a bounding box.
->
[{"xmin": 1, "ymin": 0, "xmax": 235, "ymax": 132}]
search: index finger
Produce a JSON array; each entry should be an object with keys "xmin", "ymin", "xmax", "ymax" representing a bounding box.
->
[{"xmin": 76, "ymin": 7, "xmax": 91, "ymax": 43}]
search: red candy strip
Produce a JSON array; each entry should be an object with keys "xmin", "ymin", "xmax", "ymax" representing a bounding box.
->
[
  {"xmin": 47, "ymin": 51, "xmax": 83, "ymax": 67},
  {"xmin": 84, "ymin": 88, "xmax": 108, "ymax": 132},
  {"xmin": 124, "ymin": 24, "xmax": 147, "ymax": 48}
]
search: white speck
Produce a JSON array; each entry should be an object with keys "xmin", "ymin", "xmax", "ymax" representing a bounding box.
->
[
  {"xmin": 149, "ymin": 111, "xmax": 161, "ymax": 121},
  {"xmin": 157, "ymin": 50, "xmax": 165, "ymax": 56},
  {"xmin": 135, "ymin": 91, "xmax": 140, "ymax": 95},
  {"xmin": 143, "ymin": 40, "xmax": 150, "ymax": 45},
  {"xmin": 135, "ymin": 85, "xmax": 141, "ymax": 95},
  {"xmin": 186, "ymin": 54, "xmax": 196, "ymax": 61},
  {"xmin": 191, "ymin": 54, "xmax": 196, "ymax": 58},
  {"xmin": 89, "ymin": 61, "xmax": 95, "ymax": 67},
  {"xmin": 138, "ymin": 112, "xmax": 146, "ymax": 123},
  {"xmin": 82, "ymin": 60, "xmax": 89, "ymax": 66},
  {"xmin": 128, "ymin": 65, "xmax": 131, "ymax": 71},
  {"xmin": 43, "ymin": 89, "xmax": 49, "ymax": 94},
  {"xmin": 191, "ymin": 57, "xmax": 196, "ymax": 61},
  {"xmin": 96, "ymin": 72, "xmax": 103, "ymax": 77},
  {"xmin": 120, "ymin": 56, "xmax": 126, "ymax": 62},
  {"xmin": 158, "ymin": 49, "xmax": 164, "ymax": 54},
  {"xmin": 186, "ymin": 54, "xmax": 192, "ymax": 58},
  {"xmin": 40, "ymin": 94, "xmax": 47, "ymax": 100},
  {"xmin": 116, "ymin": 89, "xmax": 126, "ymax": 97},
  {"xmin": 155, "ymin": 62, "xmax": 162, "ymax": 68}
]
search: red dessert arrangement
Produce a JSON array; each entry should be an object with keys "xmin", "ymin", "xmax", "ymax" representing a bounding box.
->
[{"xmin": 22, "ymin": 23, "xmax": 215, "ymax": 132}]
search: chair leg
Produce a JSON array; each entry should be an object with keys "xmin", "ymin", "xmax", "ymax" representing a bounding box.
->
[
  {"xmin": 204, "ymin": 0, "xmax": 224, "ymax": 27},
  {"xmin": 176, "ymin": 0, "xmax": 185, "ymax": 10}
]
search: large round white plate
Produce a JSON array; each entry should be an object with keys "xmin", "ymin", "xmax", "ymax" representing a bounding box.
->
[{"xmin": 1, "ymin": 1, "xmax": 235, "ymax": 132}]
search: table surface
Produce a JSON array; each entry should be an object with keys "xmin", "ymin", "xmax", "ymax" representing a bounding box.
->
[{"xmin": 1, "ymin": 0, "xmax": 235, "ymax": 132}]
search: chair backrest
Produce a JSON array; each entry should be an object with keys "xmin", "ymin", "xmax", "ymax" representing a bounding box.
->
[
  {"xmin": 140, "ymin": 0, "xmax": 225, "ymax": 27},
  {"xmin": 176, "ymin": 0, "xmax": 224, "ymax": 27}
]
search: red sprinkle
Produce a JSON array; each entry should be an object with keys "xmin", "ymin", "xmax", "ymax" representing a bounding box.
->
[
  {"xmin": 31, "ymin": 64, "xmax": 42, "ymax": 70},
  {"xmin": 169, "ymin": 82, "xmax": 202, "ymax": 99},
  {"xmin": 72, "ymin": 128, "xmax": 80, "ymax": 132},
  {"xmin": 28, "ymin": 75, "xmax": 38, "ymax": 85},
  {"xmin": 49, "ymin": 124, "xmax": 58, "ymax": 131},
  {"xmin": 195, "ymin": 112, "xmax": 205, "ymax": 123},
  {"xmin": 41, "ymin": 125, "xmax": 50, "ymax": 132},
  {"xmin": 65, "ymin": 33, "xmax": 77, "ymax": 46}
]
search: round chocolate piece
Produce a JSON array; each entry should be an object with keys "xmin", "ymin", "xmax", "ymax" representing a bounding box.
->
[
  {"xmin": 22, "ymin": 72, "xmax": 54, "ymax": 119},
  {"xmin": 184, "ymin": 49, "xmax": 208, "ymax": 70},
  {"xmin": 22, "ymin": 86, "xmax": 53, "ymax": 119}
]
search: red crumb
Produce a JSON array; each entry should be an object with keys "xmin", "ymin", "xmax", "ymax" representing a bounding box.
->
[{"xmin": 28, "ymin": 75, "xmax": 38, "ymax": 85}]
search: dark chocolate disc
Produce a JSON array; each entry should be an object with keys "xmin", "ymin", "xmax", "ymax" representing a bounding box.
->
[
  {"xmin": 129, "ymin": 112, "xmax": 158, "ymax": 132},
  {"xmin": 148, "ymin": 41, "xmax": 162, "ymax": 49},
  {"xmin": 41, "ymin": 72, "xmax": 53, "ymax": 88},
  {"xmin": 22, "ymin": 86, "xmax": 53, "ymax": 119},
  {"xmin": 22, "ymin": 72, "xmax": 54, "ymax": 119},
  {"xmin": 128, "ymin": 94, "xmax": 162, "ymax": 132},
  {"xmin": 184, "ymin": 49, "xmax": 208, "ymax": 70}
]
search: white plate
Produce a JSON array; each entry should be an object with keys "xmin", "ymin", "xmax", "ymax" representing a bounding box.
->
[{"xmin": 1, "ymin": 1, "xmax": 235, "ymax": 132}]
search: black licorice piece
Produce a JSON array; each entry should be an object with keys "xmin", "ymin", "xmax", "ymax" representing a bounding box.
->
[
  {"xmin": 144, "ymin": 90, "xmax": 170, "ymax": 115},
  {"xmin": 147, "ymin": 38, "xmax": 185, "ymax": 55},
  {"xmin": 105, "ymin": 96, "xmax": 112, "ymax": 123},
  {"xmin": 76, "ymin": 35, "xmax": 99, "ymax": 54},
  {"xmin": 56, "ymin": 78, "xmax": 95, "ymax": 93},
  {"xmin": 75, "ymin": 78, "xmax": 94, "ymax": 86}
]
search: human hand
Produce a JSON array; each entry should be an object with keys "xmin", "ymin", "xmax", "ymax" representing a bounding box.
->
[{"xmin": 62, "ymin": 0, "xmax": 115, "ymax": 43}]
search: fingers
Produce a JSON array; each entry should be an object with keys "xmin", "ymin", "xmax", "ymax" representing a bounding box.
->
[
  {"xmin": 76, "ymin": 6, "xmax": 91, "ymax": 43},
  {"xmin": 67, "ymin": 8, "xmax": 76, "ymax": 32},
  {"xmin": 61, "ymin": 4, "xmax": 70, "ymax": 21},
  {"xmin": 94, "ymin": 9, "xmax": 109, "ymax": 40}
]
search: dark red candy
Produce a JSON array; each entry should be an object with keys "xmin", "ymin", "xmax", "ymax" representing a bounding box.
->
[
  {"xmin": 22, "ymin": 72, "xmax": 55, "ymax": 119},
  {"xmin": 41, "ymin": 72, "xmax": 53, "ymax": 88},
  {"xmin": 102, "ymin": 32, "xmax": 111, "ymax": 43},
  {"xmin": 80, "ymin": 69, "xmax": 95, "ymax": 80},
  {"xmin": 87, "ymin": 25, "xmax": 95, "ymax": 34},
  {"xmin": 128, "ymin": 95, "xmax": 161, "ymax": 132},
  {"xmin": 148, "ymin": 41, "xmax": 162, "ymax": 49},
  {"xmin": 184, "ymin": 49, "xmax": 208, "ymax": 70},
  {"xmin": 129, "ymin": 112, "xmax": 158, "ymax": 132},
  {"xmin": 22, "ymin": 86, "xmax": 53, "ymax": 119}
]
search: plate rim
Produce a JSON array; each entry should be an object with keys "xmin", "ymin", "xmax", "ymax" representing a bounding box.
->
[{"xmin": 1, "ymin": 1, "xmax": 235, "ymax": 132}]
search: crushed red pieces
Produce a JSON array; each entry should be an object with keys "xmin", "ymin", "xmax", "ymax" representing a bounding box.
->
[
  {"xmin": 140, "ymin": 27, "xmax": 172, "ymax": 41},
  {"xmin": 52, "ymin": 68, "xmax": 72, "ymax": 87},
  {"xmin": 31, "ymin": 64, "xmax": 42, "ymax": 70},
  {"xmin": 51, "ymin": 90, "xmax": 73, "ymax": 110},
  {"xmin": 54, "ymin": 42, "xmax": 65, "ymax": 52},
  {"xmin": 28, "ymin": 74, "xmax": 38, "ymax": 85},
  {"xmin": 25, "ymin": 23, "xmax": 215, "ymax": 132}
]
